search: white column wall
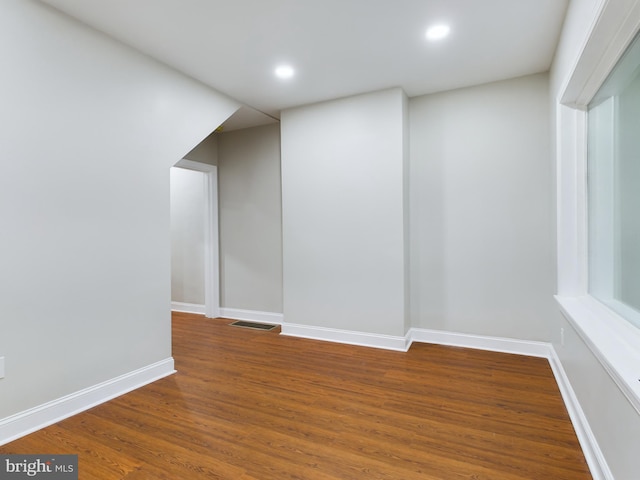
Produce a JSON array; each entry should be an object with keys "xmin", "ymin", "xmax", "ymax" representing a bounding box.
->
[{"xmin": 281, "ymin": 88, "xmax": 407, "ymax": 337}]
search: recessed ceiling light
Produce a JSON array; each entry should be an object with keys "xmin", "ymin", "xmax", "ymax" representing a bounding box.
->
[
  {"xmin": 425, "ymin": 24, "xmax": 450, "ymax": 41},
  {"xmin": 275, "ymin": 65, "xmax": 295, "ymax": 79}
]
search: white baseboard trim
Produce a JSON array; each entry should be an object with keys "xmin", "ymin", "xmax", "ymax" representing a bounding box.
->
[
  {"xmin": 219, "ymin": 308, "xmax": 283, "ymax": 325},
  {"xmin": 171, "ymin": 301, "xmax": 205, "ymax": 315},
  {"xmin": 279, "ymin": 324, "xmax": 551, "ymax": 355},
  {"xmin": 547, "ymin": 347, "xmax": 613, "ymax": 480},
  {"xmin": 0, "ymin": 358, "xmax": 175, "ymax": 446},
  {"xmin": 280, "ymin": 323, "xmax": 409, "ymax": 351},
  {"xmin": 408, "ymin": 328, "xmax": 552, "ymax": 358}
]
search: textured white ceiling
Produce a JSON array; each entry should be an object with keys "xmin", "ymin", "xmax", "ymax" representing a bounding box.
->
[{"xmin": 41, "ymin": 0, "xmax": 568, "ymax": 121}]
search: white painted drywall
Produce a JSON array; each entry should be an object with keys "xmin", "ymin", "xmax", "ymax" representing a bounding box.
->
[
  {"xmin": 218, "ymin": 124, "xmax": 283, "ymax": 313},
  {"xmin": 184, "ymin": 132, "xmax": 219, "ymax": 166},
  {"xmin": 409, "ymin": 73, "xmax": 554, "ymax": 341},
  {"xmin": 551, "ymin": 0, "xmax": 640, "ymax": 478},
  {"xmin": 170, "ymin": 167, "xmax": 206, "ymax": 305},
  {"xmin": 0, "ymin": 0, "xmax": 239, "ymax": 419},
  {"xmin": 559, "ymin": 312, "xmax": 640, "ymax": 479},
  {"xmin": 281, "ymin": 88, "xmax": 407, "ymax": 337}
]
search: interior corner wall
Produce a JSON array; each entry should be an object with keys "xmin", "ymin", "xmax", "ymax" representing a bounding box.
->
[
  {"xmin": 218, "ymin": 124, "xmax": 283, "ymax": 314},
  {"xmin": 0, "ymin": 0, "xmax": 239, "ymax": 420},
  {"xmin": 281, "ymin": 88, "xmax": 407, "ymax": 337},
  {"xmin": 409, "ymin": 73, "xmax": 555, "ymax": 341}
]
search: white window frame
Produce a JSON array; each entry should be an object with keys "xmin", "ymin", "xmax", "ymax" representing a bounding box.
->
[{"xmin": 556, "ymin": 0, "xmax": 640, "ymax": 415}]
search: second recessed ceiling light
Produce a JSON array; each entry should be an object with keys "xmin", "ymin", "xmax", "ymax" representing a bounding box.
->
[
  {"xmin": 426, "ymin": 24, "xmax": 450, "ymax": 41},
  {"xmin": 275, "ymin": 65, "xmax": 295, "ymax": 79}
]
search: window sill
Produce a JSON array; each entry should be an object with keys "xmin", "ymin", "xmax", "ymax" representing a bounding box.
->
[{"xmin": 556, "ymin": 294, "xmax": 640, "ymax": 415}]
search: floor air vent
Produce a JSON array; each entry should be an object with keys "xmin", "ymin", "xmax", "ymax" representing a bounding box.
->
[{"xmin": 230, "ymin": 320, "xmax": 277, "ymax": 331}]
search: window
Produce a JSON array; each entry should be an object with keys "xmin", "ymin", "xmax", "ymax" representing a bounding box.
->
[
  {"xmin": 555, "ymin": 0, "xmax": 640, "ymax": 419},
  {"xmin": 588, "ymin": 31, "xmax": 640, "ymax": 329}
]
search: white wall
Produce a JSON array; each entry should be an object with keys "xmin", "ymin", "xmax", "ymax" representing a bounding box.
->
[
  {"xmin": 281, "ymin": 88, "xmax": 408, "ymax": 337},
  {"xmin": 170, "ymin": 167, "xmax": 206, "ymax": 305},
  {"xmin": 0, "ymin": 0, "xmax": 239, "ymax": 420},
  {"xmin": 551, "ymin": 0, "xmax": 640, "ymax": 478},
  {"xmin": 409, "ymin": 73, "xmax": 555, "ymax": 341},
  {"xmin": 184, "ymin": 132, "xmax": 218, "ymax": 166},
  {"xmin": 218, "ymin": 124, "xmax": 283, "ymax": 313}
]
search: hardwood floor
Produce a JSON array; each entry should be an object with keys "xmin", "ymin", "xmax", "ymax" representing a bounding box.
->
[{"xmin": 1, "ymin": 312, "xmax": 592, "ymax": 479}]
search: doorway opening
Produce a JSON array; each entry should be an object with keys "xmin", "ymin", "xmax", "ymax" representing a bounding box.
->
[{"xmin": 170, "ymin": 159, "xmax": 219, "ymax": 318}]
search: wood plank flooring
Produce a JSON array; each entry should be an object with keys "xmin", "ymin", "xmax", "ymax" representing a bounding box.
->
[{"xmin": 0, "ymin": 312, "xmax": 592, "ymax": 479}]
